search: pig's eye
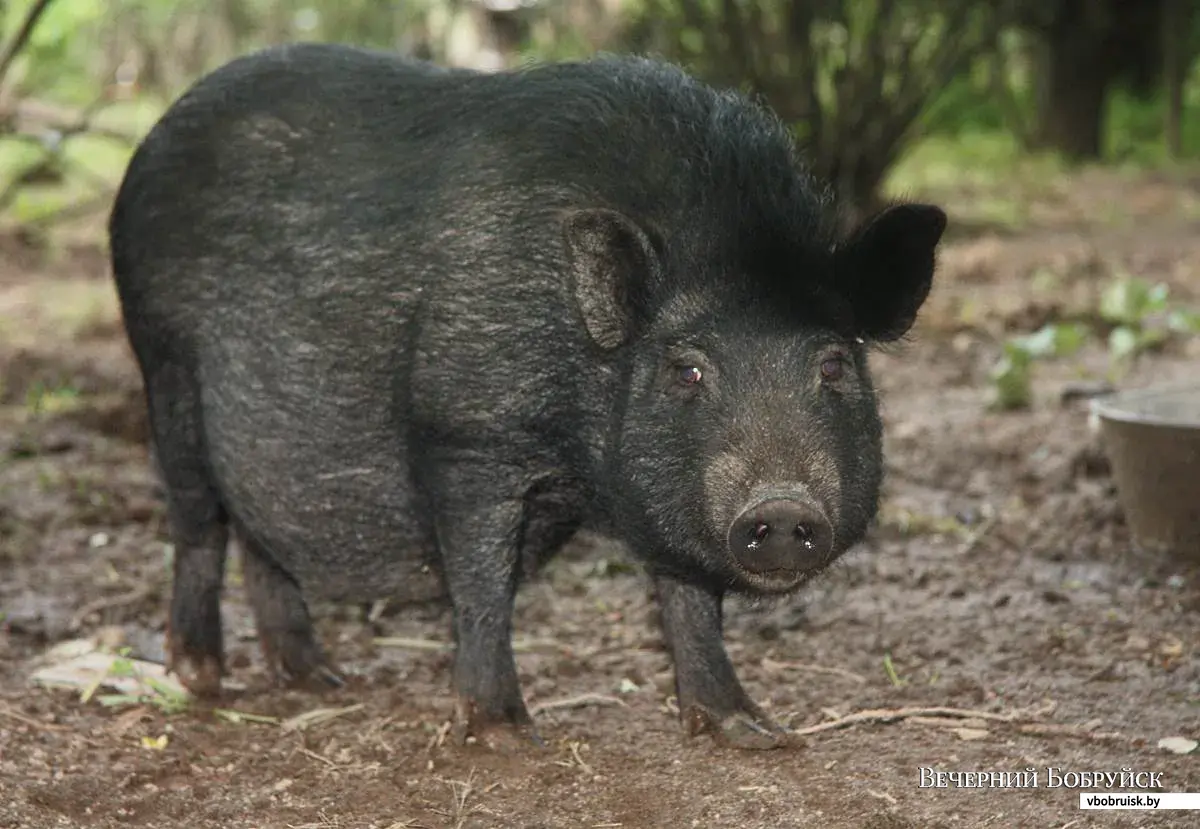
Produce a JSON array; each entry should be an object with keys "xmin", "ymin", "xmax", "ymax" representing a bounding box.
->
[
  {"xmin": 819, "ymin": 355, "xmax": 847, "ymax": 383},
  {"xmin": 678, "ymin": 366, "xmax": 704, "ymax": 386}
]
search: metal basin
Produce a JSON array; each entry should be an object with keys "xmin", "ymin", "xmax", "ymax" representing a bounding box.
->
[{"xmin": 1091, "ymin": 384, "xmax": 1200, "ymax": 559}]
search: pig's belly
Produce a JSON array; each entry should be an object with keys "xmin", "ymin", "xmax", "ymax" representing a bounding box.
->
[{"xmin": 196, "ymin": 346, "xmax": 442, "ymax": 604}]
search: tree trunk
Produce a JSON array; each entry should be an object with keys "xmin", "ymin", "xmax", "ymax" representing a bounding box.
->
[
  {"xmin": 1162, "ymin": 0, "xmax": 1187, "ymax": 158},
  {"xmin": 823, "ymin": 152, "xmax": 890, "ymax": 233},
  {"xmin": 1029, "ymin": 0, "xmax": 1169, "ymax": 160},
  {"xmin": 1032, "ymin": 19, "xmax": 1115, "ymax": 159}
]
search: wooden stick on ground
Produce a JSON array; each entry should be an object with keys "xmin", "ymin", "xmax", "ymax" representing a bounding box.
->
[
  {"xmin": 789, "ymin": 705, "xmax": 1029, "ymax": 737},
  {"xmin": 530, "ymin": 693, "xmax": 629, "ymax": 716}
]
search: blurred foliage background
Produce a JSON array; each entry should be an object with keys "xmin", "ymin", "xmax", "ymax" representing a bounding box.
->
[{"xmin": 1, "ymin": 0, "xmax": 1198, "ymax": 237}]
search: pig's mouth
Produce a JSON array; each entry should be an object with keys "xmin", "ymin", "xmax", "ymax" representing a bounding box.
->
[{"xmin": 730, "ymin": 564, "xmax": 820, "ymax": 595}]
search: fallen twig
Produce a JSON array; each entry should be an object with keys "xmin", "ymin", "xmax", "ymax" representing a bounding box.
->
[
  {"xmin": 374, "ymin": 636, "xmax": 564, "ymax": 654},
  {"xmin": 374, "ymin": 636, "xmax": 449, "ymax": 652},
  {"xmin": 426, "ymin": 719, "xmax": 453, "ymax": 752},
  {"xmin": 789, "ymin": 705, "xmax": 1032, "ymax": 737},
  {"xmin": 432, "ymin": 768, "xmax": 482, "ymax": 828},
  {"xmin": 568, "ymin": 740, "xmax": 594, "ymax": 776},
  {"xmin": 69, "ymin": 584, "xmax": 155, "ymax": 631},
  {"xmin": 0, "ymin": 703, "xmax": 73, "ymax": 732},
  {"xmin": 299, "ymin": 747, "xmax": 338, "ymax": 768},
  {"xmin": 1018, "ymin": 722, "xmax": 1130, "ymax": 744},
  {"xmin": 281, "ymin": 703, "xmax": 365, "ymax": 732},
  {"xmin": 530, "ymin": 693, "xmax": 629, "ymax": 716},
  {"xmin": 957, "ymin": 515, "xmax": 998, "ymax": 557},
  {"xmin": 213, "ymin": 709, "xmax": 280, "ymax": 726},
  {"xmin": 866, "ymin": 789, "xmax": 898, "ymax": 806}
]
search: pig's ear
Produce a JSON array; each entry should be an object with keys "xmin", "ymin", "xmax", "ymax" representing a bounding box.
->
[
  {"xmin": 835, "ymin": 203, "xmax": 947, "ymax": 342},
  {"xmin": 562, "ymin": 208, "xmax": 659, "ymax": 350}
]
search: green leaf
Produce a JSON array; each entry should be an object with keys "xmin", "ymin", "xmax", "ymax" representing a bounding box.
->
[
  {"xmin": 1167, "ymin": 309, "xmax": 1200, "ymax": 334},
  {"xmin": 1100, "ymin": 280, "xmax": 1138, "ymax": 324},
  {"xmin": 1137, "ymin": 327, "xmax": 1169, "ymax": 351},
  {"xmin": 882, "ymin": 653, "xmax": 907, "ymax": 687},
  {"xmin": 989, "ymin": 352, "xmax": 1032, "ymax": 411},
  {"xmin": 1014, "ymin": 326, "xmax": 1057, "ymax": 357},
  {"xmin": 1108, "ymin": 326, "xmax": 1139, "ymax": 360},
  {"xmin": 1015, "ymin": 323, "xmax": 1089, "ymax": 358},
  {"xmin": 1100, "ymin": 278, "xmax": 1169, "ymax": 325},
  {"xmin": 1053, "ymin": 323, "xmax": 1090, "ymax": 356},
  {"xmin": 1146, "ymin": 282, "xmax": 1170, "ymax": 313},
  {"xmin": 1001, "ymin": 340, "xmax": 1034, "ymax": 364}
]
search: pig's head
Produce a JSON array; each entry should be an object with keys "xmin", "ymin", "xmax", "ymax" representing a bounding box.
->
[{"xmin": 562, "ymin": 202, "xmax": 946, "ymax": 594}]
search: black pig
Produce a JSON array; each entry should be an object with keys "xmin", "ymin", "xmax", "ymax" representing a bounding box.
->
[{"xmin": 108, "ymin": 43, "xmax": 946, "ymax": 750}]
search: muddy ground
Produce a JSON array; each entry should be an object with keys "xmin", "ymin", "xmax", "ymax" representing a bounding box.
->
[{"xmin": 1, "ymin": 167, "xmax": 1199, "ymax": 829}]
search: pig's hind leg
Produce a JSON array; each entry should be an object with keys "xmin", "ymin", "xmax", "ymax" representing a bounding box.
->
[
  {"xmin": 237, "ymin": 530, "xmax": 344, "ymax": 689},
  {"xmin": 145, "ymin": 361, "xmax": 230, "ymax": 697},
  {"xmin": 425, "ymin": 458, "xmax": 539, "ymax": 748}
]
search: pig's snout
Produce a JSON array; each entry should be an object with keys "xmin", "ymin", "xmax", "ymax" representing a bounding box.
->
[{"xmin": 727, "ymin": 493, "xmax": 833, "ymax": 580}]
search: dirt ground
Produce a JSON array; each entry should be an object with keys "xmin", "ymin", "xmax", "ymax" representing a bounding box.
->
[{"xmin": 2, "ymin": 167, "xmax": 1199, "ymax": 829}]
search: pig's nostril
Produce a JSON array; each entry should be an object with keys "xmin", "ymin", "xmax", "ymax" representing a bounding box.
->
[
  {"xmin": 794, "ymin": 523, "xmax": 814, "ymax": 545},
  {"xmin": 751, "ymin": 522, "xmax": 770, "ymax": 544}
]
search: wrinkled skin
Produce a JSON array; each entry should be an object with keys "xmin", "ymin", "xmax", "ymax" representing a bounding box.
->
[{"xmin": 108, "ymin": 43, "xmax": 946, "ymax": 750}]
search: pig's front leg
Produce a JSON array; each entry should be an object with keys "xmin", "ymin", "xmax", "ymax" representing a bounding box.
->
[
  {"xmin": 654, "ymin": 574, "xmax": 792, "ymax": 750},
  {"xmin": 429, "ymin": 459, "xmax": 541, "ymax": 749}
]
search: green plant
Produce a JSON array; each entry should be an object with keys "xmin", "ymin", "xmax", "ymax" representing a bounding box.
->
[
  {"xmin": 85, "ymin": 648, "xmax": 192, "ymax": 715},
  {"xmin": 988, "ymin": 321, "xmax": 1088, "ymax": 411},
  {"xmin": 1099, "ymin": 276, "xmax": 1200, "ymax": 362},
  {"xmin": 24, "ymin": 379, "xmax": 80, "ymax": 415},
  {"xmin": 882, "ymin": 652, "xmax": 907, "ymax": 687},
  {"xmin": 988, "ymin": 276, "xmax": 1200, "ymax": 411}
]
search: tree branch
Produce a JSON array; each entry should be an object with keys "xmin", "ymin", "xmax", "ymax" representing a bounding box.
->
[{"xmin": 0, "ymin": 0, "xmax": 58, "ymax": 89}]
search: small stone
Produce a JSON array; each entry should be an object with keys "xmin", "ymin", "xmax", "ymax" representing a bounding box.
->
[
  {"xmin": 1157, "ymin": 737, "xmax": 1197, "ymax": 755},
  {"xmin": 954, "ymin": 727, "xmax": 989, "ymax": 741}
]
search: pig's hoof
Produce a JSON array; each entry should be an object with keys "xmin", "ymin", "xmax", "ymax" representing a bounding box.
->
[
  {"xmin": 682, "ymin": 704, "xmax": 791, "ymax": 750},
  {"xmin": 453, "ymin": 699, "xmax": 546, "ymax": 752},
  {"xmin": 313, "ymin": 663, "xmax": 347, "ymax": 688},
  {"xmin": 277, "ymin": 661, "xmax": 346, "ymax": 692},
  {"xmin": 163, "ymin": 621, "xmax": 224, "ymax": 697},
  {"xmin": 458, "ymin": 721, "xmax": 546, "ymax": 753},
  {"xmin": 259, "ymin": 632, "xmax": 344, "ymax": 690},
  {"xmin": 165, "ymin": 649, "xmax": 223, "ymax": 698},
  {"xmin": 716, "ymin": 711, "xmax": 792, "ymax": 750}
]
